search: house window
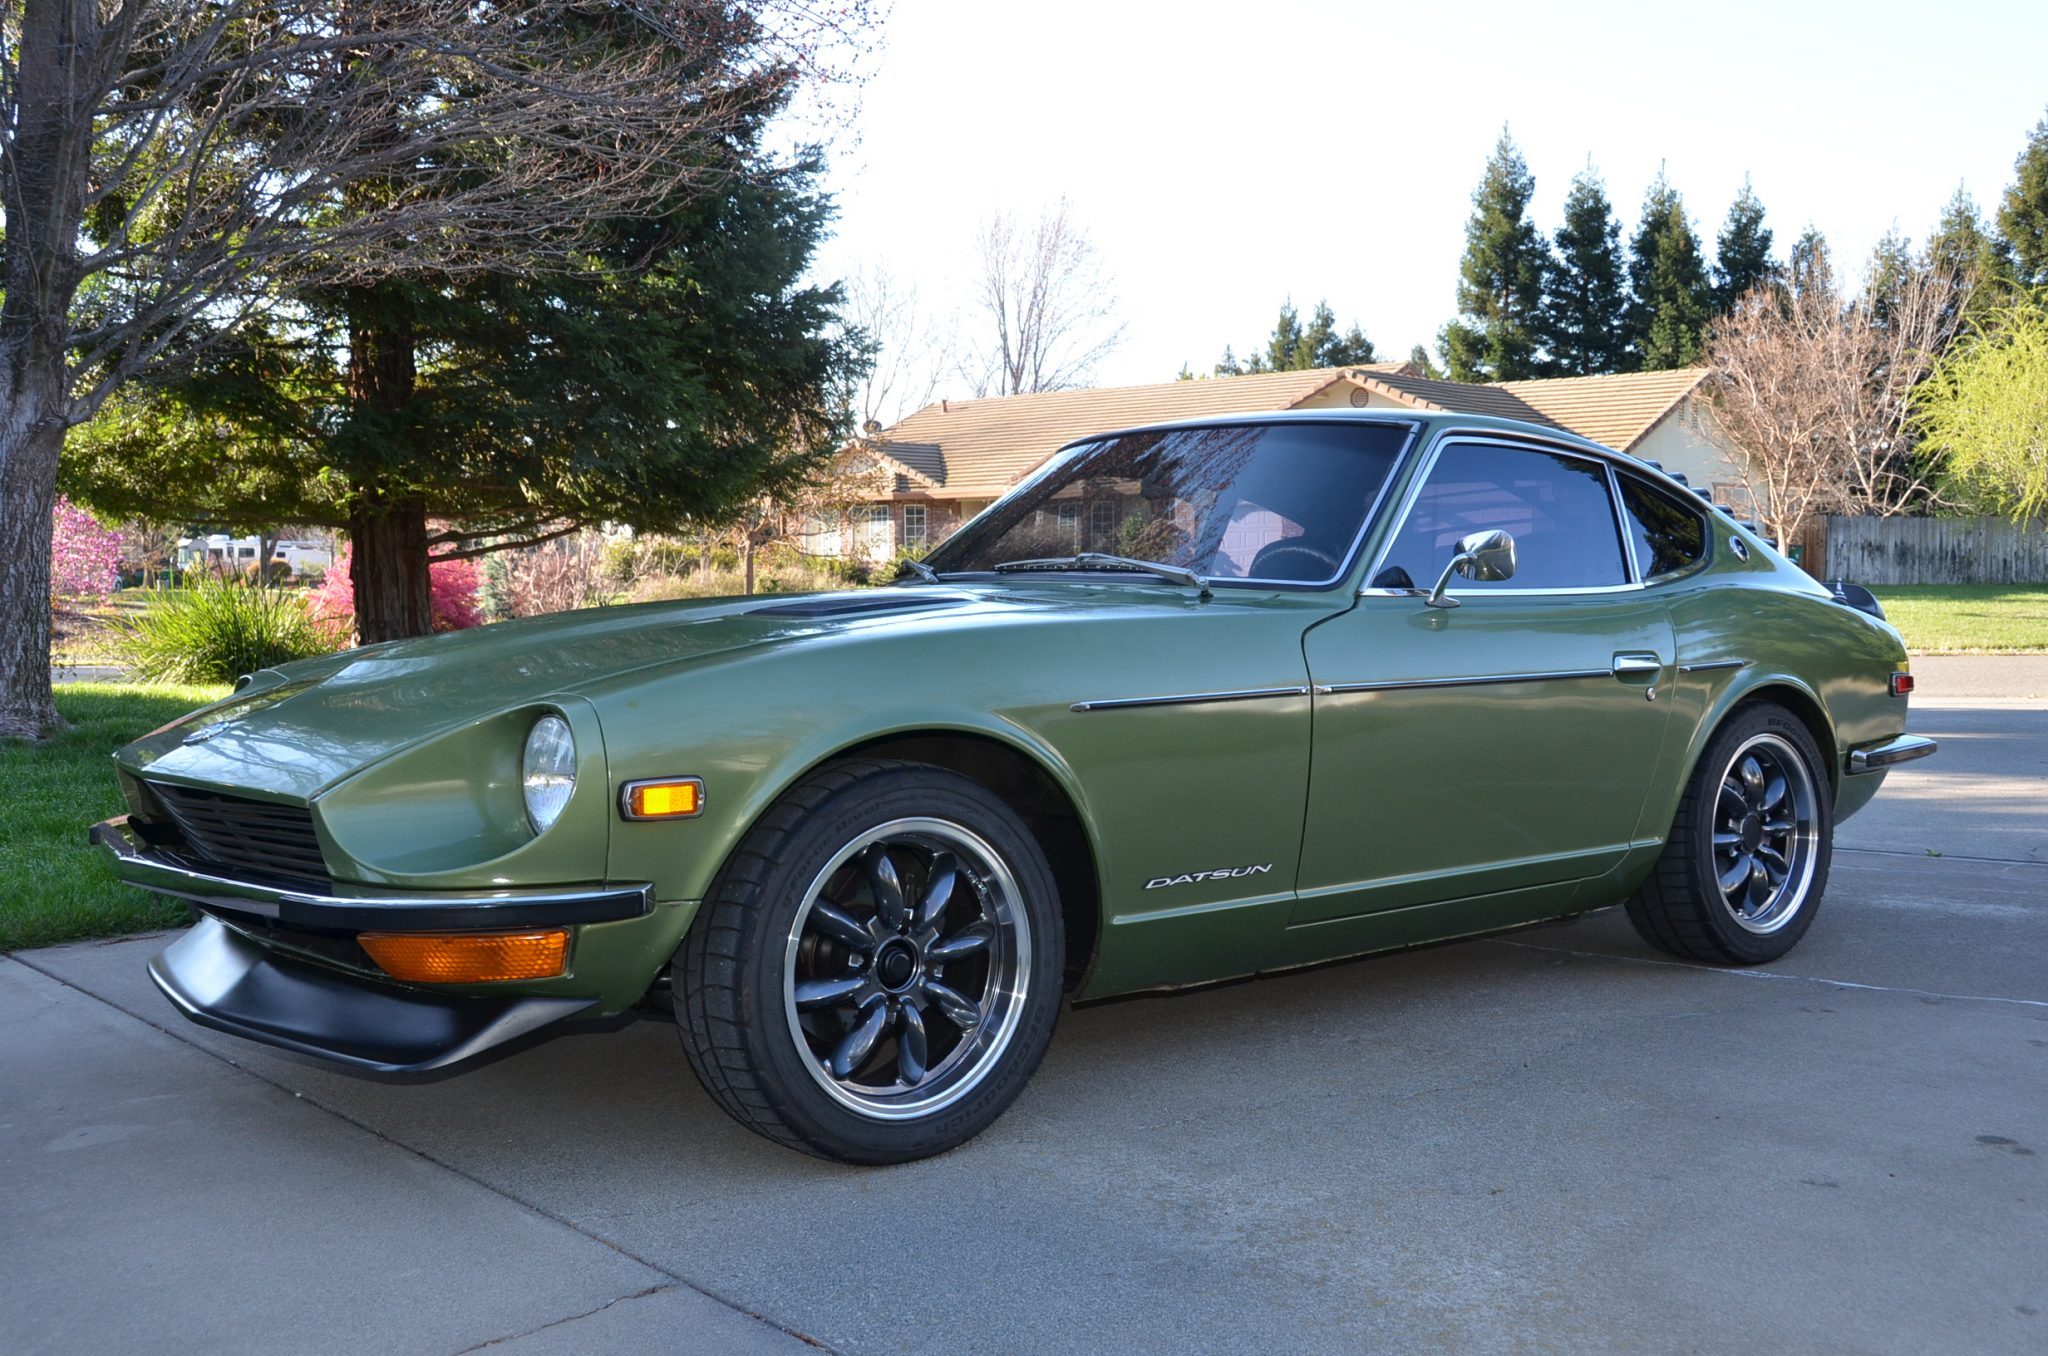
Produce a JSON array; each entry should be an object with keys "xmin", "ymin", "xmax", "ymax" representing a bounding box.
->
[
  {"xmin": 1056, "ymin": 502, "xmax": 1080, "ymax": 547},
  {"xmin": 902, "ymin": 504, "xmax": 927, "ymax": 551},
  {"xmin": 1090, "ymin": 500, "xmax": 1117, "ymax": 549},
  {"xmin": 863, "ymin": 505, "xmax": 892, "ymax": 558}
]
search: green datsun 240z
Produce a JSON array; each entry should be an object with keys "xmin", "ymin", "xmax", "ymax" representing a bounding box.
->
[{"xmin": 98, "ymin": 410, "xmax": 1934, "ymax": 1162}]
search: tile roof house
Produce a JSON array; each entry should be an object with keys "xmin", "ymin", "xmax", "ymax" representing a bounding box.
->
[{"xmin": 828, "ymin": 364, "xmax": 1746, "ymax": 559}]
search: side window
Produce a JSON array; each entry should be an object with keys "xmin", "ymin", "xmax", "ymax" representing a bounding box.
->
[
  {"xmin": 1617, "ymin": 473, "xmax": 1708, "ymax": 581},
  {"xmin": 1376, "ymin": 442, "xmax": 1628, "ymax": 591}
]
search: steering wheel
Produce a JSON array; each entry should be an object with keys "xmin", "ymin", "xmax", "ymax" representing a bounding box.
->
[{"xmin": 1247, "ymin": 540, "xmax": 1341, "ymax": 581}]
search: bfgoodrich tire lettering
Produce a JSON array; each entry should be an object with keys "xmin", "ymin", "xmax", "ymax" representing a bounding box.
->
[
  {"xmin": 675, "ymin": 759, "xmax": 1063, "ymax": 1163},
  {"xmin": 1625, "ymin": 701, "xmax": 1834, "ymax": 965}
]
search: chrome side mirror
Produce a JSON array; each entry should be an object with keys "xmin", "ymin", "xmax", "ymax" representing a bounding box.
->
[{"xmin": 1425, "ymin": 529, "xmax": 1517, "ymax": 609}]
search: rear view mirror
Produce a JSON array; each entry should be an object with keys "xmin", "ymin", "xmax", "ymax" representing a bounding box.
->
[{"xmin": 1426, "ymin": 529, "xmax": 1518, "ymax": 608}]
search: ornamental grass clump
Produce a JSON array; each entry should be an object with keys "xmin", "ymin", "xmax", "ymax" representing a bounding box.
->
[{"xmin": 114, "ymin": 577, "xmax": 337, "ymax": 685}]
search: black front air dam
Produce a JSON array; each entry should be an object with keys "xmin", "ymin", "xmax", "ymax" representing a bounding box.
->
[{"xmin": 149, "ymin": 916, "xmax": 593, "ymax": 1073}]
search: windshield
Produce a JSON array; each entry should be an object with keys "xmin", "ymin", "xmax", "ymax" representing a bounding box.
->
[{"xmin": 924, "ymin": 421, "xmax": 1412, "ymax": 586}]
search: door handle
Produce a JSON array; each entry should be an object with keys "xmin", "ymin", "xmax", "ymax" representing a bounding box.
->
[{"xmin": 1612, "ymin": 653, "xmax": 1664, "ymax": 680}]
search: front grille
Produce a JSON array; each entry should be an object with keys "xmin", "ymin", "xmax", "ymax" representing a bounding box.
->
[{"xmin": 145, "ymin": 782, "xmax": 331, "ymax": 889}]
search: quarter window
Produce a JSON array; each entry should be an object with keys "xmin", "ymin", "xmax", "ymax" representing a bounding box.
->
[
  {"xmin": 1377, "ymin": 442, "xmax": 1629, "ymax": 592},
  {"xmin": 1617, "ymin": 474, "xmax": 1708, "ymax": 581}
]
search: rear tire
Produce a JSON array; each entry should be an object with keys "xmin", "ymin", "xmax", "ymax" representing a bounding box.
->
[
  {"xmin": 1625, "ymin": 701, "xmax": 1833, "ymax": 965},
  {"xmin": 675, "ymin": 758, "xmax": 1063, "ymax": 1163}
]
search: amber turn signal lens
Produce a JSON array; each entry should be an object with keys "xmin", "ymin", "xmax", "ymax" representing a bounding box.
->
[
  {"xmin": 1890, "ymin": 672, "xmax": 1915, "ymax": 696},
  {"xmin": 621, "ymin": 777, "xmax": 703, "ymax": 820},
  {"xmin": 360, "ymin": 930, "xmax": 568, "ymax": 983}
]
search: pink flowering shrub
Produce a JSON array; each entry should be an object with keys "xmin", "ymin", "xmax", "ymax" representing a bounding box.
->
[
  {"xmin": 51, "ymin": 497, "xmax": 123, "ymax": 599},
  {"xmin": 308, "ymin": 543, "xmax": 484, "ymax": 638}
]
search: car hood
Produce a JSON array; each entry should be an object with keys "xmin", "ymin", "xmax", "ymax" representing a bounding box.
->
[{"xmin": 116, "ymin": 588, "xmax": 994, "ymax": 802}]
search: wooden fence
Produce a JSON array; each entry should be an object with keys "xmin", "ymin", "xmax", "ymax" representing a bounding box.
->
[{"xmin": 1821, "ymin": 515, "xmax": 2048, "ymax": 585}]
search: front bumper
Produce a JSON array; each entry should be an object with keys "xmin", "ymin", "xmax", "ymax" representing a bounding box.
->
[
  {"xmin": 95, "ymin": 814, "xmax": 654, "ymax": 1071},
  {"xmin": 150, "ymin": 917, "xmax": 598, "ymax": 1072}
]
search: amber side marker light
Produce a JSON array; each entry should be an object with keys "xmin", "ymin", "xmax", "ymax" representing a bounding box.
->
[
  {"xmin": 1890, "ymin": 671, "xmax": 1915, "ymax": 697},
  {"xmin": 360, "ymin": 930, "xmax": 568, "ymax": 983},
  {"xmin": 620, "ymin": 777, "xmax": 704, "ymax": 821}
]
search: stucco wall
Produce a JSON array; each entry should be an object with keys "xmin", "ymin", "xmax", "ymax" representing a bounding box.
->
[
  {"xmin": 1293, "ymin": 383, "xmax": 1409, "ymax": 411},
  {"xmin": 1629, "ymin": 398, "xmax": 1757, "ymax": 511}
]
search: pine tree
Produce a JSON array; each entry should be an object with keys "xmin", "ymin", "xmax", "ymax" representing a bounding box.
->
[
  {"xmin": 1215, "ymin": 299, "xmax": 1374, "ymax": 374},
  {"xmin": 1296, "ymin": 301, "xmax": 1376, "ymax": 367},
  {"xmin": 1256, "ymin": 302, "xmax": 1304, "ymax": 373},
  {"xmin": 1788, "ymin": 225, "xmax": 1833, "ymax": 299},
  {"xmin": 1996, "ymin": 108, "xmax": 2048, "ymax": 285},
  {"xmin": 1931, "ymin": 187, "xmax": 2016, "ymax": 289},
  {"xmin": 1440, "ymin": 129, "xmax": 1547, "ymax": 381},
  {"xmin": 1865, "ymin": 229, "xmax": 1917, "ymax": 322},
  {"xmin": 1714, "ymin": 178, "xmax": 1776, "ymax": 308},
  {"xmin": 1407, "ymin": 344, "xmax": 1441, "ymax": 379},
  {"xmin": 1538, "ymin": 168, "xmax": 1629, "ymax": 375},
  {"xmin": 1627, "ymin": 172, "xmax": 1714, "ymax": 369}
]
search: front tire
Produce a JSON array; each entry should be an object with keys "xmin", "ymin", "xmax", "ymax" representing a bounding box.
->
[
  {"xmin": 1625, "ymin": 702, "xmax": 1833, "ymax": 965},
  {"xmin": 675, "ymin": 759, "xmax": 1063, "ymax": 1163}
]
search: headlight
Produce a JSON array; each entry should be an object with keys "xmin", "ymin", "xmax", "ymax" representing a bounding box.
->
[{"xmin": 522, "ymin": 715, "xmax": 576, "ymax": 835}]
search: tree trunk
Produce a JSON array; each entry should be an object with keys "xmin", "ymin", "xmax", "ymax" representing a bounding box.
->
[
  {"xmin": 0, "ymin": 2, "xmax": 94, "ymax": 738},
  {"xmin": 349, "ymin": 495, "xmax": 432, "ymax": 642},
  {"xmin": 344, "ymin": 293, "xmax": 428, "ymax": 644},
  {"xmin": 742, "ymin": 537, "xmax": 756, "ymax": 595},
  {"xmin": 0, "ymin": 405, "xmax": 66, "ymax": 738}
]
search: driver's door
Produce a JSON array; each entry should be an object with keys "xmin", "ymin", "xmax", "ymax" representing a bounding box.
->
[{"xmin": 1292, "ymin": 438, "xmax": 1675, "ymax": 925}]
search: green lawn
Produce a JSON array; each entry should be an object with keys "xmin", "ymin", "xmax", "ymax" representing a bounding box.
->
[
  {"xmin": 1, "ymin": 681, "xmax": 226, "ymax": 952},
  {"xmin": 1871, "ymin": 585, "xmax": 2048, "ymax": 654}
]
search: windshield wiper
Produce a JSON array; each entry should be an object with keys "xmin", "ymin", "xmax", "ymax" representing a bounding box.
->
[
  {"xmin": 992, "ymin": 552, "xmax": 1212, "ymax": 598},
  {"xmin": 894, "ymin": 558, "xmax": 940, "ymax": 584}
]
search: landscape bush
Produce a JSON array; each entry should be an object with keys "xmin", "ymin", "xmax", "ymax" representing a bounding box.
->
[
  {"xmin": 113, "ymin": 577, "xmax": 337, "ymax": 683},
  {"xmin": 628, "ymin": 554, "xmax": 859, "ymax": 602},
  {"xmin": 495, "ymin": 536, "xmax": 613, "ymax": 618},
  {"xmin": 307, "ymin": 543, "xmax": 483, "ymax": 636},
  {"xmin": 51, "ymin": 497, "xmax": 122, "ymax": 599}
]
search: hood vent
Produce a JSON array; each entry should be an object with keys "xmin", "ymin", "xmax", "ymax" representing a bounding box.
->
[{"xmin": 746, "ymin": 594, "xmax": 964, "ymax": 620}]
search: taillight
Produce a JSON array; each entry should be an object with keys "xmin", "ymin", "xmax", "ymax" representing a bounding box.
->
[{"xmin": 1889, "ymin": 672, "xmax": 1914, "ymax": 697}]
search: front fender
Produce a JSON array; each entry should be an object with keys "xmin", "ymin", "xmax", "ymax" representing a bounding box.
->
[{"xmin": 584, "ymin": 615, "xmax": 1105, "ymax": 909}]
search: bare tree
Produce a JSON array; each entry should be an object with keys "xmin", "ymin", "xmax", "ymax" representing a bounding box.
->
[
  {"xmin": 0, "ymin": 0, "xmax": 868, "ymax": 737},
  {"xmin": 715, "ymin": 437, "xmax": 890, "ymax": 594},
  {"xmin": 1836, "ymin": 241, "xmax": 1975, "ymax": 516},
  {"xmin": 1705, "ymin": 243, "xmax": 1971, "ymax": 549},
  {"xmin": 965, "ymin": 198, "xmax": 1124, "ymax": 396},
  {"xmin": 843, "ymin": 262, "xmax": 947, "ymax": 429}
]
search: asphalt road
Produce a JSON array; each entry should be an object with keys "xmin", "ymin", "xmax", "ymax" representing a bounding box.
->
[{"xmin": 4, "ymin": 681, "xmax": 2044, "ymax": 1354}]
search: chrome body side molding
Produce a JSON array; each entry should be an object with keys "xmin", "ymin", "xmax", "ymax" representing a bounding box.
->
[
  {"xmin": 1069, "ymin": 686, "xmax": 1311, "ymax": 713},
  {"xmin": 1310, "ymin": 669, "xmax": 1610, "ymax": 696}
]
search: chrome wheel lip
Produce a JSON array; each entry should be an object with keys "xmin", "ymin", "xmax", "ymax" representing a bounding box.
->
[
  {"xmin": 782, "ymin": 817, "xmax": 1030, "ymax": 1122},
  {"xmin": 1714, "ymin": 732, "xmax": 1820, "ymax": 936}
]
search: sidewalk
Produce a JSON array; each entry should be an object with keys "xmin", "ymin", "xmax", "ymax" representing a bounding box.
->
[
  {"xmin": 0, "ymin": 954, "xmax": 815, "ymax": 1356},
  {"xmin": 1905, "ymin": 653, "xmax": 2048, "ymax": 701}
]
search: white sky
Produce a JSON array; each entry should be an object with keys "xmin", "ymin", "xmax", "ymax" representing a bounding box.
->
[{"xmin": 807, "ymin": 0, "xmax": 2047, "ymax": 406}]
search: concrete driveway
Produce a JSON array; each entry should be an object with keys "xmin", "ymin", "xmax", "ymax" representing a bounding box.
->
[{"xmin": 5, "ymin": 665, "xmax": 2044, "ymax": 1354}]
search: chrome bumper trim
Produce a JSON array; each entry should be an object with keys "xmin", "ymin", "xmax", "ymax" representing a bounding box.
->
[
  {"xmin": 92, "ymin": 815, "xmax": 652, "ymax": 932},
  {"xmin": 1846, "ymin": 734, "xmax": 1938, "ymax": 774}
]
